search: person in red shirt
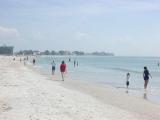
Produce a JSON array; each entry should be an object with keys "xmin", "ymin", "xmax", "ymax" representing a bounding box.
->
[{"xmin": 60, "ymin": 60, "xmax": 67, "ymax": 81}]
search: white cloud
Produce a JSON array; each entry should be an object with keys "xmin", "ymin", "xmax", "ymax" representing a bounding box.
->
[
  {"xmin": 3, "ymin": 0, "xmax": 160, "ymax": 19},
  {"xmin": 75, "ymin": 32, "xmax": 94, "ymax": 41},
  {"xmin": 32, "ymin": 32, "xmax": 45, "ymax": 40},
  {"xmin": 41, "ymin": 0, "xmax": 160, "ymax": 18},
  {"xmin": 0, "ymin": 26, "xmax": 20, "ymax": 40},
  {"xmin": 112, "ymin": 0, "xmax": 160, "ymax": 12}
]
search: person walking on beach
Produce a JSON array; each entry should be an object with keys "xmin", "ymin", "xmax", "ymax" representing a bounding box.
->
[
  {"xmin": 143, "ymin": 66, "xmax": 152, "ymax": 90},
  {"xmin": 60, "ymin": 60, "xmax": 67, "ymax": 81},
  {"xmin": 126, "ymin": 72, "xmax": 130, "ymax": 88},
  {"xmin": 33, "ymin": 58, "xmax": 36, "ymax": 65},
  {"xmin": 51, "ymin": 60, "xmax": 56, "ymax": 75},
  {"xmin": 74, "ymin": 60, "xmax": 76, "ymax": 67},
  {"xmin": 23, "ymin": 58, "xmax": 26, "ymax": 65},
  {"xmin": 77, "ymin": 61, "xmax": 78, "ymax": 67}
]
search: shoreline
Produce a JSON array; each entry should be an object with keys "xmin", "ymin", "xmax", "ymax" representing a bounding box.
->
[
  {"xmin": 24, "ymin": 56, "xmax": 160, "ymax": 119},
  {"xmin": 1, "ymin": 56, "xmax": 160, "ymax": 119},
  {"xmin": 25, "ymin": 57, "xmax": 160, "ymax": 104}
]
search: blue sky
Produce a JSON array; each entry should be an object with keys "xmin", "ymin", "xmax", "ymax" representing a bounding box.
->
[{"xmin": 0, "ymin": 0, "xmax": 160, "ymax": 56}]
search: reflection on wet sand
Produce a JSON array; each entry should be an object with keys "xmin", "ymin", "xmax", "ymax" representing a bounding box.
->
[
  {"xmin": 143, "ymin": 92, "xmax": 148, "ymax": 100},
  {"xmin": 125, "ymin": 88, "xmax": 148, "ymax": 101},
  {"xmin": 125, "ymin": 89, "xmax": 129, "ymax": 94}
]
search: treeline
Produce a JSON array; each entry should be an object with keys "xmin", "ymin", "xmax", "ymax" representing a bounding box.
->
[
  {"xmin": 92, "ymin": 51, "xmax": 114, "ymax": 56},
  {"xmin": 15, "ymin": 50, "xmax": 85, "ymax": 55},
  {"xmin": 0, "ymin": 45, "xmax": 14, "ymax": 55},
  {"xmin": 15, "ymin": 50, "xmax": 114, "ymax": 56}
]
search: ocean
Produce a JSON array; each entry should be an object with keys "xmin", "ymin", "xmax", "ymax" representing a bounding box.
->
[{"xmin": 29, "ymin": 55, "xmax": 160, "ymax": 104}]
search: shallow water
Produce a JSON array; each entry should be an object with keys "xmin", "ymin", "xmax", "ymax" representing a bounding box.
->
[{"xmin": 29, "ymin": 55, "xmax": 160, "ymax": 104}]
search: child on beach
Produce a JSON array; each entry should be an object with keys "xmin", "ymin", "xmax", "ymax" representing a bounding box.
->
[
  {"xmin": 126, "ymin": 72, "xmax": 130, "ymax": 88},
  {"xmin": 60, "ymin": 60, "xmax": 67, "ymax": 81},
  {"xmin": 51, "ymin": 60, "xmax": 56, "ymax": 75}
]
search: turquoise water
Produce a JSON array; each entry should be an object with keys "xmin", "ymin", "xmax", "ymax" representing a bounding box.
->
[{"xmin": 30, "ymin": 56, "xmax": 160, "ymax": 104}]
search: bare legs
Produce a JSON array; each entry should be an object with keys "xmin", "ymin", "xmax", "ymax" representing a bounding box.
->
[
  {"xmin": 61, "ymin": 72, "xmax": 64, "ymax": 81},
  {"xmin": 144, "ymin": 80, "xmax": 149, "ymax": 89},
  {"xmin": 52, "ymin": 70, "xmax": 55, "ymax": 75}
]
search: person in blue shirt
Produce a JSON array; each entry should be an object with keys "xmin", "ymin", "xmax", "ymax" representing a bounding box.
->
[{"xmin": 143, "ymin": 66, "xmax": 152, "ymax": 90}]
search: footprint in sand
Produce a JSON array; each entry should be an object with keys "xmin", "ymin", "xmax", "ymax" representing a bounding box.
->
[
  {"xmin": 1, "ymin": 103, "xmax": 12, "ymax": 112},
  {"xmin": 29, "ymin": 115, "xmax": 39, "ymax": 120}
]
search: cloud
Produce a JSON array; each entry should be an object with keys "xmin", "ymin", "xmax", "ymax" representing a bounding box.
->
[
  {"xmin": 2, "ymin": 0, "xmax": 160, "ymax": 20},
  {"xmin": 112, "ymin": 0, "xmax": 160, "ymax": 12},
  {"xmin": 32, "ymin": 32, "xmax": 45, "ymax": 40},
  {"xmin": 75, "ymin": 32, "xmax": 94, "ymax": 41},
  {"xmin": 0, "ymin": 26, "xmax": 20, "ymax": 40},
  {"xmin": 42, "ymin": 0, "xmax": 160, "ymax": 18}
]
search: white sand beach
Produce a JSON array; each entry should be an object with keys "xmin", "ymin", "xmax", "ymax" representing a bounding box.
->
[{"xmin": 0, "ymin": 56, "xmax": 160, "ymax": 120}]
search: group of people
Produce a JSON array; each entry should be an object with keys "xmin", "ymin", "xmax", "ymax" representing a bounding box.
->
[
  {"xmin": 51, "ymin": 60, "xmax": 67, "ymax": 81},
  {"xmin": 51, "ymin": 59, "xmax": 79, "ymax": 81},
  {"xmin": 126, "ymin": 66, "xmax": 152, "ymax": 90},
  {"xmin": 17, "ymin": 56, "xmax": 153, "ymax": 88},
  {"xmin": 13, "ymin": 56, "xmax": 29, "ymax": 65}
]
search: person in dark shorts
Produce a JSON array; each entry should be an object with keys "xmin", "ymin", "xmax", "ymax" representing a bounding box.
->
[
  {"xmin": 51, "ymin": 60, "xmax": 56, "ymax": 75},
  {"xmin": 74, "ymin": 60, "xmax": 76, "ymax": 67},
  {"xmin": 126, "ymin": 72, "xmax": 130, "ymax": 88},
  {"xmin": 143, "ymin": 66, "xmax": 152, "ymax": 90},
  {"xmin": 60, "ymin": 61, "xmax": 67, "ymax": 81}
]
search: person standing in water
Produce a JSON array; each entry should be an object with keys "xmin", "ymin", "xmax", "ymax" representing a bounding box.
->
[
  {"xmin": 60, "ymin": 61, "xmax": 67, "ymax": 81},
  {"xmin": 74, "ymin": 60, "xmax": 76, "ymax": 67},
  {"xmin": 158, "ymin": 61, "xmax": 159, "ymax": 67},
  {"xmin": 51, "ymin": 60, "xmax": 56, "ymax": 75},
  {"xmin": 33, "ymin": 58, "xmax": 36, "ymax": 65},
  {"xmin": 76, "ymin": 61, "xmax": 78, "ymax": 67},
  {"xmin": 126, "ymin": 72, "xmax": 130, "ymax": 88},
  {"xmin": 143, "ymin": 66, "xmax": 152, "ymax": 90},
  {"xmin": 23, "ymin": 58, "xmax": 26, "ymax": 65}
]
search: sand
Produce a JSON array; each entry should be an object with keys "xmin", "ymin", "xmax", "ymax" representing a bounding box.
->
[{"xmin": 0, "ymin": 56, "xmax": 160, "ymax": 120}]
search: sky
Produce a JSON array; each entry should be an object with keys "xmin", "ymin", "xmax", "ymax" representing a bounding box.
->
[{"xmin": 0, "ymin": 0, "xmax": 160, "ymax": 56}]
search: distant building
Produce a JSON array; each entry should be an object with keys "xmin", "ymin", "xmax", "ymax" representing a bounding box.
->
[
  {"xmin": 33, "ymin": 50, "xmax": 40, "ymax": 55},
  {"xmin": 0, "ymin": 46, "xmax": 14, "ymax": 55},
  {"xmin": 92, "ymin": 51, "xmax": 114, "ymax": 56}
]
